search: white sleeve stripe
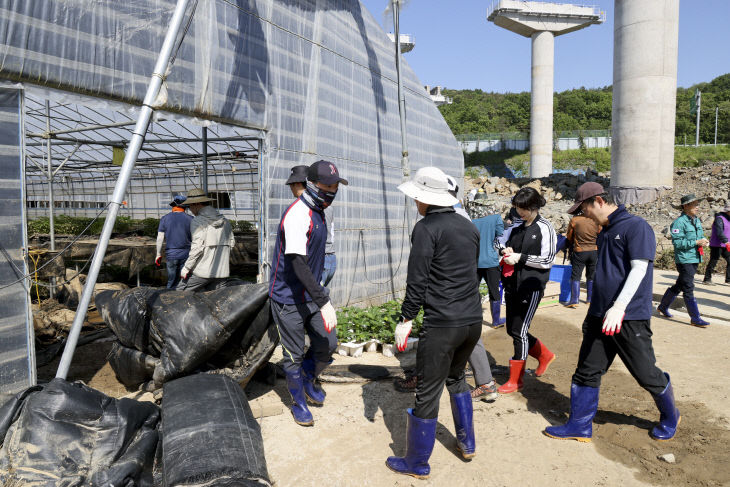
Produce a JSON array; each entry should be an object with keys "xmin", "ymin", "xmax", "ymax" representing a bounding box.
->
[{"xmin": 525, "ymin": 218, "xmax": 556, "ymax": 267}]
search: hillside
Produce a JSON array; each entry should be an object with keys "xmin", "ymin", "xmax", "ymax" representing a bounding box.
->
[{"xmin": 439, "ymin": 73, "xmax": 730, "ymax": 144}]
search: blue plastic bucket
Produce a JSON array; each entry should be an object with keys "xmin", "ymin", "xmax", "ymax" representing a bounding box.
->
[{"xmin": 549, "ymin": 264, "xmax": 572, "ymax": 302}]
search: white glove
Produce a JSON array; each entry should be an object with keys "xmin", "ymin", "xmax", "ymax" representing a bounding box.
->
[
  {"xmin": 503, "ymin": 253, "xmax": 521, "ymax": 266},
  {"xmin": 602, "ymin": 301, "xmax": 627, "ymax": 336},
  {"xmin": 395, "ymin": 320, "xmax": 413, "ymax": 352},
  {"xmin": 320, "ymin": 301, "xmax": 337, "ymax": 333},
  {"xmin": 181, "ymin": 267, "xmax": 191, "ymax": 280}
]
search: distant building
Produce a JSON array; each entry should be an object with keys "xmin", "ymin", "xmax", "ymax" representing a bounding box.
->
[
  {"xmin": 424, "ymin": 86, "xmax": 453, "ymax": 106},
  {"xmin": 386, "ymin": 33, "xmax": 415, "ymax": 53}
]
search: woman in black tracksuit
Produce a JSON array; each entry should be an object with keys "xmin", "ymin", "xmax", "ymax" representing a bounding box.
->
[{"xmin": 495, "ymin": 187, "xmax": 557, "ymax": 394}]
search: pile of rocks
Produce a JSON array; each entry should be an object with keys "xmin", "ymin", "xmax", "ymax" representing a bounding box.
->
[{"xmin": 464, "ymin": 161, "xmax": 730, "ymax": 244}]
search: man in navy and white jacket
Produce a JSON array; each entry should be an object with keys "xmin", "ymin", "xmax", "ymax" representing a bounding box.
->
[{"xmin": 269, "ymin": 160, "xmax": 348, "ymax": 427}]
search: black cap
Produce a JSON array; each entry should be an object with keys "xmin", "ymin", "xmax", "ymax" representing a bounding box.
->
[
  {"xmin": 286, "ymin": 165, "xmax": 308, "ymax": 185},
  {"xmin": 308, "ymin": 160, "xmax": 348, "ymax": 186}
]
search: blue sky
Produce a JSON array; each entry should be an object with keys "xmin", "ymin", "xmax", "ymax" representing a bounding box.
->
[{"xmin": 359, "ymin": 0, "xmax": 730, "ymax": 93}]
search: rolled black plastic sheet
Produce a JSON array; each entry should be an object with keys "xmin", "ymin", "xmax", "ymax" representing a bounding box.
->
[
  {"xmin": 161, "ymin": 374, "xmax": 271, "ymax": 487},
  {"xmin": 0, "ymin": 378, "xmax": 159, "ymax": 486},
  {"xmin": 97, "ymin": 282, "xmax": 276, "ymax": 389},
  {"xmin": 107, "ymin": 341, "xmax": 159, "ymax": 388}
]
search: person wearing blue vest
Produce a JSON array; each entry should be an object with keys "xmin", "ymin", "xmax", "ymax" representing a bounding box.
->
[
  {"xmin": 544, "ymin": 182, "xmax": 680, "ymax": 443},
  {"xmin": 155, "ymin": 195, "xmax": 193, "ymax": 289},
  {"xmin": 657, "ymin": 194, "xmax": 710, "ymax": 327},
  {"xmin": 269, "ymin": 160, "xmax": 347, "ymax": 426}
]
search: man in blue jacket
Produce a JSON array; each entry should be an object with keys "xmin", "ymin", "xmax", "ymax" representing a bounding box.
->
[
  {"xmin": 657, "ymin": 194, "xmax": 710, "ymax": 327},
  {"xmin": 155, "ymin": 195, "xmax": 193, "ymax": 289},
  {"xmin": 544, "ymin": 183, "xmax": 680, "ymax": 443}
]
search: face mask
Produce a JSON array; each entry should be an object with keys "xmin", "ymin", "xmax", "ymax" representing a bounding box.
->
[{"xmin": 304, "ymin": 181, "xmax": 337, "ymax": 209}]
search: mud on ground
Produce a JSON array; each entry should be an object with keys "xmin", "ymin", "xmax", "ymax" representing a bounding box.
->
[{"xmin": 40, "ymin": 302, "xmax": 730, "ymax": 486}]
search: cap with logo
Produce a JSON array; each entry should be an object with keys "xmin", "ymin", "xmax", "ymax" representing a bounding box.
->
[
  {"xmin": 308, "ymin": 160, "xmax": 349, "ymax": 186},
  {"xmin": 568, "ymin": 182, "xmax": 605, "ymax": 215}
]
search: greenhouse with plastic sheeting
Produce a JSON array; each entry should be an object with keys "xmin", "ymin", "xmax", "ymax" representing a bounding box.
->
[{"xmin": 0, "ymin": 0, "xmax": 463, "ymax": 396}]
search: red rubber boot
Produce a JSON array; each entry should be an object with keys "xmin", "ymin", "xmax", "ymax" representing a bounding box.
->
[
  {"xmin": 528, "ymin": 339, "xmax": 556, "ymax": 377},
  {"xmin": 498, "ymin": 360, "xmax": 525, "ymax": 394}
]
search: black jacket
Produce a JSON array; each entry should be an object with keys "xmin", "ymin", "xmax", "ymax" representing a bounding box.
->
[
  {"xmin": 401, "ymin": 207, "xmax": 482, "ymax": 327},
  {"xmin": 498, "ymin": 215, "xmax": 556, "ymax": 292}
]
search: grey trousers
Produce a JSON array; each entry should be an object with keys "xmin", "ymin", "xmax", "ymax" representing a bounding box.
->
[
  {"xmin": 271, "ymin": 299, "xmax": 338, "ymax": 373},
  {"xmin": 467, "ymin": 336, "xmax": 494, "ymax": 386},
  {"xmin": 176, "ymin": 275, "xmax": 224, "ymax": 292}
]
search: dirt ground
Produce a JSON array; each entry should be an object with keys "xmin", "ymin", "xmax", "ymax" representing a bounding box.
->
[{"xmin": 37, "ymin": 300, "xmax": 730, "ymax": 487}]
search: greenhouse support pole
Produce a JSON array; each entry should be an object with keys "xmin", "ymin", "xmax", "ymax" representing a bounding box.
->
[
  {"xmin": 202, "ymin": 126, "xmax": 208, "ymax": 194},
  {"xmin": 45, "ymin": 100, "xmax": 56, "ymax": 298},
  {"xmin": 392, "ymin": 0, "xmax": 409, "ymax": 181},
  {"xmin": 56, "ymin": 0, "xmax": 192, "ymax": 380},
  {"xmin": 45, "ymin": 100, "xmax": 55, "ymax": 253}
]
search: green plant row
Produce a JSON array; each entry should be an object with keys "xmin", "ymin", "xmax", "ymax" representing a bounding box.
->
[{"xmin": 335, "ymin": 300, "xmax": 424, "ymax": 344}]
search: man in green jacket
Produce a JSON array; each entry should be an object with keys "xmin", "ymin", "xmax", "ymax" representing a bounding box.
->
[{"xmin": 657, "ymin": 194, "xmax": 710, "ymax": 327}]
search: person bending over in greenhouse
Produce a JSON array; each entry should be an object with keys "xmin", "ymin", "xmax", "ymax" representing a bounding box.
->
[
  {"xmin": 269, "ymin": 160, "xmax": 348, "ymax": 426},
  {"xmin": 155, "ymin": 194, "xmax": 192, "ymax": 289},
  {"xmin": 177, "ymin": 188, "xmax": 235, "ymax": 292},
  {"xmin": 494, "ymin": 186, "xmax": 557, "ymax": 394},
  {"xmin": 386, "ymin": 167, "xmax": 482, "ymax": 479}
]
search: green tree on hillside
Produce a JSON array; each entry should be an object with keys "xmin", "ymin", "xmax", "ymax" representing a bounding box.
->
[{"xmin": 439, "ymin": 74, "xmax": 729, "ymax": 144}]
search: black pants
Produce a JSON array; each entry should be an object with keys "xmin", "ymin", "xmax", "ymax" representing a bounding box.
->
[
  {"xmin": 704, "ymin": 246, "xmax": 730, "ymax": 282},
  {"xmin": 414, "ymin": 323, "xmax": 481, "ymax": 419},
  {"xmin": 571, "ymin": 250, "xmax": 598, "ymax": 281},
  {"xmin": 477, "ymin": 267, "xmax": 501, "ymax": 302},
  {"xmin": 572, "ymin": 316, "xmax": 668, "ymax": 395},
  {"xmin": 270, "ymin": 300, "xmax": 338, "ymax": 374},
  {"xmin": 669, "ymin": 262, "xmax": 698, "ymax": 299},
  {"xmin": 505, "ymin": 288, "xmax": 543, "ymax": 360}
]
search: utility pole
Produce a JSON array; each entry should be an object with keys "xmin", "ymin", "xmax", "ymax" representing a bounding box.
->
[
  {"xmin": 695, "ymin": 90, "xmax": 701, "ymax": 147},
  {"xmin": 715, "ymin": 106, "xmax": 719, "ymax": 146}
]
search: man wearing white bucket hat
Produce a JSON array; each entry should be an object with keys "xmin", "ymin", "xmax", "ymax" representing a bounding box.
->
[{"xmin": 386, "ymin": 167, "xmax": 482, "ymax": 479}]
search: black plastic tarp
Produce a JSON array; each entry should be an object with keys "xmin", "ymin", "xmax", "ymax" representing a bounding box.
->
[
  {"xmin": 161, "ymin": 374, "xmax": 271, "ymax": 487},
  {"xmin": 0, "ymin": 378, "xmax": 159, "ymax": 486},
  {"xmin": 97, "ymin": 282, "xmax": 277, "ymax": 390}
]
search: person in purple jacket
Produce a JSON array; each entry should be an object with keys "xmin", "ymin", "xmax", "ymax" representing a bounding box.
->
[{"xmin": 702, "ymin": 204, "xmax": 730, "ymax": 285}]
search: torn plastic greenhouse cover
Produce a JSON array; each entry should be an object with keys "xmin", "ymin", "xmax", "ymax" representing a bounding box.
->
[{"xmin": 96, "ymin": 281, "xmax": 278, "ymax": 390}]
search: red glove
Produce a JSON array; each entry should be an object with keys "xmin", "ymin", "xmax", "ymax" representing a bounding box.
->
[
  {"xmin": 698, "ymin": 245, "xmax": 704, "ymax": 257},
  {"xmin": 725, "ymin": 242, "xmax": 730, "ymax": 252},
  {"xmin": 500, "ymin": 254, "xmax": 515, "ymax": 277},
  {"xmin": 155, "ymin": 256, "xmax": 162, "ymax": 268}
]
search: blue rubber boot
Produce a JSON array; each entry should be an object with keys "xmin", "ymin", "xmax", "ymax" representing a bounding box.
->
[
  {"xmin": 450, "ymin": 391, "xmax": 476, "ymax": 459},
  {"xmin": 302, "ymin": 357, "xmax": 328, "ymax": 405},
  {"xmin": 656, "ymin": 288, "xmax": 678, "ymax": 318},
  {"xmin": 650, "ymin": 373, "xmax": 681, "ymax": 440},
  {"xmin": 684, "ymin": 297, "xmax": 710, "ymax": 327},
  {"xmin": 566, "ymin": 280, "xmax": 581, "ymax": 308},
  {"xmin": 386, "ymin": 409, "xmax": 437, "ymax": 479},
  {"xmin": 543, "ymin": 383, "xmax": 599, "ymax": 442},
  {"xmin": 586, "ymin": 280, "xmax": 594, "ymax": 304},
  {"xmin": 285, "ymin": 369, "xmax": 314, "ymax": 426},
  {"xmin": 490, "ymin": 300, "xmax": 506, "ymax": 328}
]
